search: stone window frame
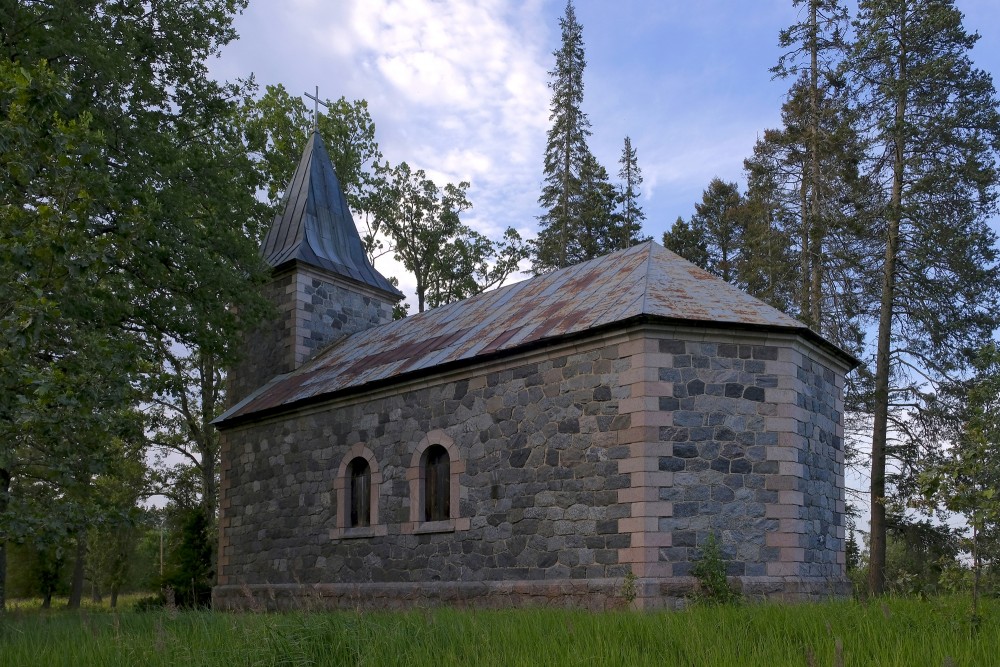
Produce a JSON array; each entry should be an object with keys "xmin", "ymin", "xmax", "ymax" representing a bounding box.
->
[
  {"xmin": 403, "ymin": 429, "xmax": 470, "ymax": 534},
  {"xmin": 331, "ymin": 444, "xmax": 387, "ymax": 540}
]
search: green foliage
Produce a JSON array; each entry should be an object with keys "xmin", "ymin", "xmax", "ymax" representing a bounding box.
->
[
  {"xmin": 376, "ymin": 162, "xmax": 527, "ymax": 313},
  {"xmin": 0, "ymin": 0, "xmax": 271, "ymax": 609},
  {"xmin": 691, "ymin": 534, "xmax": 740, "ymax": 605},
  {"xmin": 161, "ymin": 508, "xmax": 213, "ymax": 609},
  {"xmin": 851, "ymin": 0, "xmax": 1000, "ymax": 596},
  {"xmin": 662, "ymin": 216, "xmax": 710, "ymax": 270}
]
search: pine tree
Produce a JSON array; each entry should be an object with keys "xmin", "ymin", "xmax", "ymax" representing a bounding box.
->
[
  {"xmin": 690, "ymin": 178, "xmax": 745, "ymax": 283},
  {"xmin": 617, "ymin": 136, "xmax": 646, "ymax": 249},
  {"xmin": 851, "ymin": 0, "xmax": 1000, "ymax": 596},
  {"xmin": 772, "ymin": 0, "xmax": 852, "ymax": 330},
  {"xmin": 662, "ymin": 216, "xmax": 710, "ymax": 270},
  {"xmin": 534, "ymin": 0, "xmax": 591, "ymax": 273}
]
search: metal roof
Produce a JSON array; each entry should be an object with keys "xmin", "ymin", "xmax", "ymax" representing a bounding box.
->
[
  {"xmin": 217, "ymin": 241, "xmax": 850, "ymax": 426},
  {"xmin": 260, "ymin": 130, "xmax": 403, "ymax": 297}
]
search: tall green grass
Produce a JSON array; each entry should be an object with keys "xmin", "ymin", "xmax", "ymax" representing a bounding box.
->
[{"xmin": 0, "ymin": 596, "xmax": 993, "ymax": 666}]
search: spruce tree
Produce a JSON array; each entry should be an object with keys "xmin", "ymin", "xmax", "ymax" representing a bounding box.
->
[
  {"xmin": 617, "ymin": 136, "xmax": 646, "ymax": 250},
  {"xmin": 690, "ymin": 178, "xmax": 745, "ymax": 284},
  {"xmin": 534, "ymin": 0, "xmax": 591, "ymax": 273},
  {"xmin": 662, "ymin": 216, "xmax": 710, "ymax": 270},
  {"xmin": 851, "ymin": 0, "xmax": 1000, "ymax": 596}
]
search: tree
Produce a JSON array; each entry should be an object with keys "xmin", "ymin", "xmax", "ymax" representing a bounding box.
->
[
  {"xmin": 689, "ymin": 178, "xmax": 745, "ymax": 283},
  {"xmin": 616, "ymin": 136, "xmax": 646, "ymax": 249},
  {"xmin": 240, "ymin": 84, "xmax": 387, "ymax": 262},
  {"xmin": 377, "ymin": 163, "xmax": 526, "ymax": 313},
  {"xmin": 662, "ymin": 216, "xmax": 710, "ymax": 270},
  {"xmin": 772, "ymin": 0, "xmax": 852, "ymax": 329},
  {"xmin": 1, "ymin": 0, "xmax": 271, "ymax": 609},
  {"xmin": 920, "ymin": 344, "xmax": 1000, "ymax": 616},
  {"xmin": 534, "ymin": 0, "xmax": 591, "ymax": 273},
  {"xmin": 851, "ymin": 0, "xmax": 1000, "ymax": 596}
]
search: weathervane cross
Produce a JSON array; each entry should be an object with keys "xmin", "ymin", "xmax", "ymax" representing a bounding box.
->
[{"xmin": 303, "ymin": 86, "xmax": 329, "ymax": 131}]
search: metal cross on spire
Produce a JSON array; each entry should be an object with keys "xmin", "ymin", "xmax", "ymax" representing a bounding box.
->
[{"xmin": 303, "ymin": 86, "xmax": 329, "ymax": 132}]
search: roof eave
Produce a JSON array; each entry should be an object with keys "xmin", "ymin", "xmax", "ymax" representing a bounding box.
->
[{"xmin": 214, "ymin": 314, "xmax": 858, "ymax": 430}]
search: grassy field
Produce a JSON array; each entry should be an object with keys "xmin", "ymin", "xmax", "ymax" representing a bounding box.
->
[{"xmin": 0, "ymin": 595, "xmax": 993, "ymax": 666}]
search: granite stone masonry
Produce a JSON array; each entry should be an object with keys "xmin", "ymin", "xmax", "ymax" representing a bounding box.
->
[
  {"xmin": 214, "ymin": 128, "xmax": 856, "ymax": 611},
  {"xmin": 215, "ymin": 325, "xmax": 852, "ymax": 611}
]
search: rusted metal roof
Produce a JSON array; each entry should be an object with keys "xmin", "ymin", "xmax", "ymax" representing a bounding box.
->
[
  {"xmin": 217, "ymin": 241, "xmax": 840, "ymax": 426},
  {"xmin": 260, "ymin": 130, "xmax": 403, "ymax": 298}
]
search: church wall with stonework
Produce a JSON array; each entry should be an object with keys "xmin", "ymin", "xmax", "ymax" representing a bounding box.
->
[
  {"xmin": 214, "ymin": 324, "xmax": 850, "ymax": 611},
  {"xmin": 229, "ymin": 264, "xmax": 396, "ymax": 406}
]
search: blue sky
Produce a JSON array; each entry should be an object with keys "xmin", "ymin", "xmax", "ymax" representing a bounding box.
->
[{"xmin": 210, "ymin": 0, "xmax": 1000, "ymax": 298}]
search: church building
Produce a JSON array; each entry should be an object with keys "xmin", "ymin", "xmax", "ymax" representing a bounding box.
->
[{"xmin": 212, "ymin": 129, "xmax": 856, "ymax": 610}]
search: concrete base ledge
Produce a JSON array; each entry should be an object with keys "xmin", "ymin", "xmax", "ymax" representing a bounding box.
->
[{"xmin": 213, "ymin": 575, "xmax": 851, "ymax": 612}]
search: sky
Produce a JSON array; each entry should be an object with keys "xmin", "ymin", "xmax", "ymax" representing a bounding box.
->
[
  {"xmin": 207, "ymin": 1, "xmax": 1000, "ymax": 527},
  {"xmin": 210, "ymin": 0, "xmax": 1000, "ymax": 305}
]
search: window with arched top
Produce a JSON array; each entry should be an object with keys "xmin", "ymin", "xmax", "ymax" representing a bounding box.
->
[
  {"xmin": 331, "ymin": 445, "xmax": 385, "ymax": 540},
  {"xmin": 348, "ymin": 457, "xmax": 371, "ymax": 528},
  {"xmin": 404, "ymin": 430, "xmax": 469, "ymax": 534},
  {"xmin": 423, "ymin": 445, "xmax": 450, "ymax": 522}
]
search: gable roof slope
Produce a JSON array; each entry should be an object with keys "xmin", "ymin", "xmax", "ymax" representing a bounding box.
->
[{"xmin": 218, "ymin": 241, "xmax": 852, "ymax": 425}]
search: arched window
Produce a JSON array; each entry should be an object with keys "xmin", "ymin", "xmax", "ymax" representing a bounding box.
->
[
  {"xmin": 348, "ymin": 457, "xmax": 371, "ymax": 528},
  {"xmin": 423, "ymin": 444, "xmax": 450, "ymax": 522}
]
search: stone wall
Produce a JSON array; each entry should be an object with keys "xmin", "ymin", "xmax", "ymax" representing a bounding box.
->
[
  {"xmin": 228, "ymin": 263, "xmax": 396, "ymax": 406},
  {"xmin": 649, "ymin": 334, "xmax": 847, "ymax": 600},
  {"xmin": 216, "ymin": 332, "xmax": 638, "ymax": 610},
  {"xmin": 216, "ymin": 325, "xmax": 850, "ymax": 611}
]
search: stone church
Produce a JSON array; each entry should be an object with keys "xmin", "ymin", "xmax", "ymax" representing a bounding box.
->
[{"xmin": 212, "ymin": 129, "xmax": 856, "ymax": 611}]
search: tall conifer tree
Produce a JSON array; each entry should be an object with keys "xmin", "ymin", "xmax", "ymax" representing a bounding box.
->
[
  {"xmin": 617, "ymin": 136, "xmax": 646, "ymax": 249},
  {"xmin": 851, "ymin": 0, "xmax": 1000, "ymax": 595},
  {"xmin": 534, "ymin": 0, "xmax": 591, "ymax": 273}
]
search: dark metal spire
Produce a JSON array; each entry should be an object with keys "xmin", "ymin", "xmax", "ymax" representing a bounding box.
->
[{"xmin": 260, "ymin": 130, "xmax": 402, "ymax": 298}]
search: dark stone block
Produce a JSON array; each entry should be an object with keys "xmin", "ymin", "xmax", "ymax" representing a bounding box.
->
[
  {"xmin": 717, "ymin": 343, "xmax": 738, "ymax": 358},
  {"xmin": 674, "ymin": 355, "xmax": 692, "ymax": 368},
  {"xmin": 711, "ymin": 485, "xmax": 735, "ymax": 502},
  {"xmin": 730, "ymin": 458, "xmax": 752, "ymax": 474},
  {"xmin": 673, "ymin": 443, "xmax": 699, "ymax": 458},
  {"xmin": 558, "ymin": 418, "xmax": 580, "ymax": 434},
  {"xmin": 745, "ymin": 359, "xmax": 765, "ymax": 374},
  {"xmin": 725, "ymin": 383, "xmax": 744, "ymax": 398},
  {"xmin": 723, "ymin": 474, "xmax": 744, "ymax": 489},
  {"xmin": 688, "ymin": 379, "xmax": 706, "ymax": 396},
  {"xmin": 743, "ymin": 386, "xmax": 765, "ymax": 402},
  {"xmin": 710, "ymin": 458, "xmax": 730, "ymax": 473},
  {"xmin": 674, "ymin": 530, "xmax": 696, "ymax": 547},
  {"xmin": 607, "ymin": 533, "xmax": 631, "ymax": 549},
  {"xmin": 538, "ymin": 552, "xmax": 557, "ymax": 568},
  {"xmin": 659, "ymin": 456, "xmax": 686, "ymax": 472},
  {"xmin": 738, "ymin": 345, "xmax": 753, "ymax": 359},
  {"xmin": 509, "ymin": 448, "xmax": 530, "ymax": 468},
  {"xmin": 674, "ymin": 411, "xmax": 703, "ymax": 427},
  {"xmin": 593, "ymin": 385, "xmax": 612, "ymax": 401},
  {"xmin": 690, "ymin": 427, "xmax": 713, "ymax": 442},
  {"xmin": 693, "ymin": 355, "xmax": 710, "ymax": 369},
  {"xmin": 752, "ymin": 461, "xmax": 778, "ymax": 475},
  {"xmin": 752, "ymin": 345, "xmax": 779, "ymax": 361},
  {"xmin": 453, "ymin": 380, "xmax": 469, "ymax": 400},
  {"xmin": 674, "ymin": 502, "xmax": 700, "ymax": 518},
  {"xmin": 715, "ymin": 427, "xmax": 736, "ymax": 442},
  {"xmin": 659, "ymin": 396, "xmax": 680, "ymax": 412},
  {"xmin": 660, "ymin": 339, "xmax": 686, "ymax": 354}
]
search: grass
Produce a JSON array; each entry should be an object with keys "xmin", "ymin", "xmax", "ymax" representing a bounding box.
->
[{"xmin": 0, "ymin": 595, "xmax": 994, "ymax": 666}]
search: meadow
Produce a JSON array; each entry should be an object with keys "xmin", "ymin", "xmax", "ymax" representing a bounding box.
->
[{"xmin": 0, "ymin": 595, "xmax": 993, "ymax": 666}]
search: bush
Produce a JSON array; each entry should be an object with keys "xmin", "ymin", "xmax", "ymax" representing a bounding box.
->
[{"xmin": 691, "ymin": 534, "xmax": 740, "ymax": 605}]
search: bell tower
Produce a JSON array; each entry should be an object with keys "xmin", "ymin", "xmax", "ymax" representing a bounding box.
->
[{"xmin": 229, "ymin": 129, "xmax": 402, "ymax": 406}]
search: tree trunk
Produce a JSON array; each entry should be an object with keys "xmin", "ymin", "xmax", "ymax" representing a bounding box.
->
[
  {"xmin": 808, "ymin": 0, "xmax": 823, "ymax": 329},
  {"xmin": 67, "ymin": 531, "xmax": 87, "ymax": 609},
  {"xmin": 110, "ymin": 584, "xmax": 120, "ymax": 609},
  {"xmin": 869, "ymin": 32, "xmax": 907, "ymax": 597},
  {"xmin": 0, "ymin": 467, "xmax": 9, "ymax": 612}
]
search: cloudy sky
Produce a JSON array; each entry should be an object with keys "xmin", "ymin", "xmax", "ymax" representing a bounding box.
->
[{"xmin": 210, "ymin": 0, "xmax": 1000, "ymax": 300}]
